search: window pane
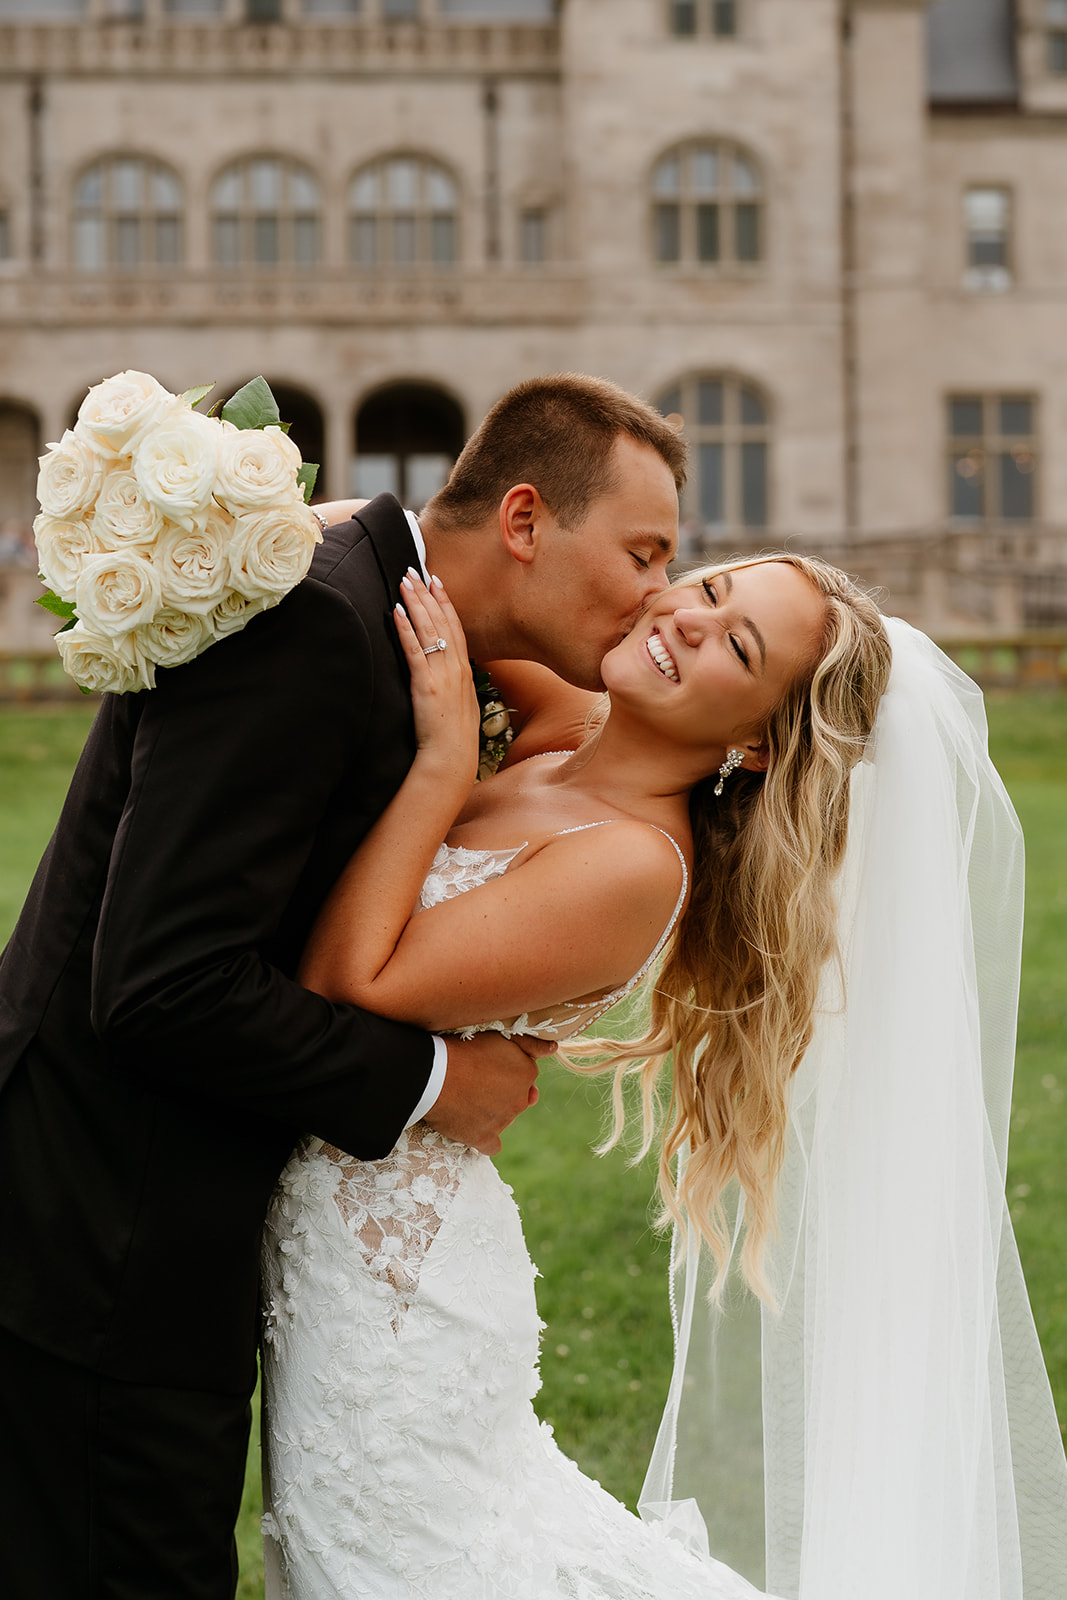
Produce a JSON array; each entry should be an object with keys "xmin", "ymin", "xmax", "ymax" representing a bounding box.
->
[
  {"xmin": 250, "ymin": 160, "xmax": 281, "ymax": 210},
  {"xmin": 387, "ymin": 159, "xmax": 418, "ymax": 209},
  {"xmin": 740, "ymin": 385, "xmax": 765, "ymax": 425},
  {"xmin": 289, "ymin": 169, "xmax": 319, "ymax": 209},
  {"xmin": 655, "ymin": 203, "xmax": 681, "ymax": 262},
  {"xmin": 155, "ymin": 216, "xmax": 181, "ymax": 265},
  {"xmin": 735, "ymin": 202, "xmax": 760, "ymax": 261},
  {"xmin": 254, "ymin": 215, "xmax": 279, "ymax": 264},
  {"xmin": 999, "ymin": 451, "xmax": 1034, "ymax": 519},
  {"xmin": 658, "ymin": 387, "xmax": 682, "ymax": 418},
  {"xmin": 970, "ymin": 233, "xmax": 1006, "ymax": 269},
  {"xmin": 696, "ymin": 203, "xmax": 720, "ymax": 262},
  {"xmin": 698, "ymin": 379, "xmax": 723, "ymax": 425},
  {"xmin": 392, "ymin": 214, "xmax": 416, "ymax": 265},
  {"xmin": 74, "ymin": 215, "xmax": 106, "ymax": 271},
  {"xmin": 293, "ymin": 215, "xmax": 319, "ymax": 265},
  {"xmin": 431, "ymin": 214, "xmax": 455, "ymax": 265},
  {"xmin": 520, "ymin": 209, "xmax": 545, "ymax": 264},
  {"xmin": 670, "ymin": 0, "xmax": 696, "ymax": 35},
  {"xmin": 999, "ymin": 397, "xmax": 1032, "ymax": 435},
  {"xmin": 699, "ymin": 441, "xmax": 724, "ymax": 524},
  {"xmin": 950, "ymin": 453, "xmax": 984, "ymax": 517},
  {"xmin": 949, "ymin": 397, "xmax": 983, "ymax": 436},
  {"xmin": 213, "ymin": 168, "xmax": 242, "ymax": 209},
  {"xmin": 383, "ymin": 0, "xmax": 418, "ymax": 15},
  {"xmin": 213, "ymin": 215, "xmax": 240, "ymax": 266},
  {"xmin": 1051, "ymin": 31, "xmax": 1067, "ymax": 72},
  {"xmin": 426, "ymin": 167, "xmax": 456, "ymax": 208},
  {"xmin": 152, "ymin": 168, "xmax": 182, "ymax": 210},
  {"xmin": 351, "ymin": 168, "xmax": 379, "ymax": 208},
  {"xmin": 115, "ymin": 216, "xmax": 141, "ymax": 267},
  {"xmin": 407, "ymin": 454, "xmax": 451, "ymax": 508},
  {"xmin": 964, "ymin": 187, "xmax": 1008, "ymax": 230},
  {"xmin": 732, "ymin": 155, "xmax": 759, "ymax": 196},
  {"xmin": 0, "ymin": 213, "xmax": 9, "ymax": 261},
  {"xmin": 112, "ymin": 160, "xmax": 142, "ymax": 210},
  {"xmin": 1048, "ymin": 0, "xmax": 1067, "ymax": 21},
  {"xmin": 741, "ymin": 441, "xmax": 767, "ymax": 526},
  {"xmin": 713, "ymin": 0, "xmax": 736, "ymax": 34},
  {"xmin": 247, "ymin": 0, "xmax": 282, "ymax": 17},
  {"xmin": 165, "ymin": 0, "xmax": 224, "ymax": 11},
  {"xmin": 653, "ymin": 155, "xmax": 681, "ymax": 198},
  {"xmin": 690, "ymin": 147, "xmax": 719, "ymax": 195},
  {"xmin": 76, "ymin": 166, "xmax": 103, "ymax": 207},
  {"xmin": 352, "ymin": 454, "xmax": 399, "ymax": 498},
  {"xmin": 351, "ymin": 215, "xmax": 377, "ymax": 267}
]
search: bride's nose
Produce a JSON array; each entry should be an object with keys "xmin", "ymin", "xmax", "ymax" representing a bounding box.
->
[{"xmin": 672, "ymin": 605, "xmax": 716, "ymax": 646}]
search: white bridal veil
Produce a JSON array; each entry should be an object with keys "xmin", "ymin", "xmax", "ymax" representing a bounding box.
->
[{"xmin": 640, "ymin": 618, "xmax": 1067, "ymax": 1599}]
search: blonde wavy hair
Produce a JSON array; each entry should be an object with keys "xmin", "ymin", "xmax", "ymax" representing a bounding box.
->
[{"xmin": 571, "ymin": 554, "xmax": 892, "ymax": 1301}]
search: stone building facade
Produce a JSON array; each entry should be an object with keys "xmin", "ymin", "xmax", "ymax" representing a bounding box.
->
[{"xmin": 0, "ymin": 0, "xmax": 1066, "ymax": 641}]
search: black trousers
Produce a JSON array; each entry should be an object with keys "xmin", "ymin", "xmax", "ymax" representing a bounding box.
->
[{"xmin": 0, "ymin": 1324, "xmax": 253, "ymax": 1600}]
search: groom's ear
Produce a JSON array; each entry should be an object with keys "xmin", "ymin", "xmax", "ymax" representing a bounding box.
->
[{"xmin": 498, "ymin": 484, "xmax": 545, "ymax": 565}]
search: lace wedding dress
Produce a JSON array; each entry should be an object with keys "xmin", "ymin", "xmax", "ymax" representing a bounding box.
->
[{"xmin": 261, "ymin": 827, "xmax": 765, "ymax": 1600}]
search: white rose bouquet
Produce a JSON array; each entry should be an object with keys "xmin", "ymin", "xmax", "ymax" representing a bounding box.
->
[{"xmin": 34, "ymin": 372, "xmax": 322, "ymax": 694}]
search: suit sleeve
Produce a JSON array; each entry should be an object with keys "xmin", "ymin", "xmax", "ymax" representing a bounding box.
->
[{"xmin": 90, "ymin": 581, "xmax": 434, "ymax": 1160}]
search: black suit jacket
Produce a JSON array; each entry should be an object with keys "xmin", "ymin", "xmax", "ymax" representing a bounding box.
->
[{"xmin": 0, "ymin": 495, "xmax": 434, "ymax": 1393}]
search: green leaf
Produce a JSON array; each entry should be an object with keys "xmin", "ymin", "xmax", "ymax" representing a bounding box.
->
[
  {"xmin": 57, "ymin": 616, "xmax": 77, "ymax": 635},
  {"xmin": 35, "ymin": 590, "xmax": 77, "ymax": 621},
  {"xmin": 297, "ymin": 462, "xmax": 319, "ymax": 504},
  {"xmin": 180, "ymin": 382, "xmax": 215, "ymax": 410},
  {"xmin": 221, "ymin": 376, "xmax": 282, "ymax": 432}
]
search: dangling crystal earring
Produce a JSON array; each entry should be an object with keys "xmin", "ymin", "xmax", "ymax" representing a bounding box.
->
[{"xmin": 713, "ymin": 747, "xmax": 745, "ymax": 797}]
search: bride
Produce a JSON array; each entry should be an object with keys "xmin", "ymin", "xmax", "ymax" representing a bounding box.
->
[{"xmin": 261, "ymin": 557, "xmax": 1067, "ymax": 1599}]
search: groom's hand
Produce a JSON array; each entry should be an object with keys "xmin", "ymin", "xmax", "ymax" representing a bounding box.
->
[{"xmin": 423, "ymin": 1034, "xmax": 548, "ymax": 1155}]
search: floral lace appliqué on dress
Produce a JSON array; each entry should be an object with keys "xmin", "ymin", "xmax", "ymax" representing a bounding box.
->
[{"xmin": 261, "ymin": 835, "xmax": 764, "ymax": 1600}]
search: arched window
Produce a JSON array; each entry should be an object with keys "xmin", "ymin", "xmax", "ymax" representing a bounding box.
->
[
  {"xmin": 658, "ymin": 374, "xmax": 769, "ymax": 531},
  {"xmin": 651, "ymin": 140, "xmax": 762, "ymax": 268},
  {"xmin": 211, "ymin": 158, "xmax": 321, "ymax": 268},
  {"xmin": 348, "ymin": 157, "xmax": 459, "ymax": 271},
  {"xmin": 72, "ymin": 157, "xmax": 183, "ymax": 271},
  {"xmin": 352, "ymin": 383, "xmax": 465, "ymax": 509}
]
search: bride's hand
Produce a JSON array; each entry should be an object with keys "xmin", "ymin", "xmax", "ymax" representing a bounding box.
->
[{"xmin": 395, "ymin": 570, "xmax": 479, "ymax": 790}]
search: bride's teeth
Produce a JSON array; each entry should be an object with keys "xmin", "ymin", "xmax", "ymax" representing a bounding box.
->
[{"xmin": 646, "ymin": 636, "xmax": 679, "ymax": 682}]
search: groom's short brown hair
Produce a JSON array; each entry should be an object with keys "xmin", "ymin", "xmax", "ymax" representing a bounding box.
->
[{"xmin": 424, "ymin": 373, "xmax": 687, "ymax": 533}]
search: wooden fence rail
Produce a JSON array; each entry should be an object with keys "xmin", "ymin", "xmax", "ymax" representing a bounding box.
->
[{"xmin": 1, "ymin": 635, "xmax": 1066, "ymax": 705}]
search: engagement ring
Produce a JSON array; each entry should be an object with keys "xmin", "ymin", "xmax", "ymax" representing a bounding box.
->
[{"xmin": 423, "ymin": 638, "xmax": 448, "ymax": 656}]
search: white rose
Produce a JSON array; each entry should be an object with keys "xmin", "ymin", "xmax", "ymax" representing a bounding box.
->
[
  {"xmin": 207, "ymin": 588, "xmax": 272, "ymax": 638},
  {"xmin": 73, "ymin": 370, "xmax": 181, "ymax": 460},
  {"xmin": 75, "ymin": 549, "xmax": 162, "ymax": 637},
  {"xmin": 228, "ymin": 502, "xmax": 320, "ymax": 600},
  {"xmin": 91, "ymin": 469, "xmax": 166, "ymax": 549},
  {"xmin": 214, "ymin": 425, "xmax": 302, "ymax": 514},
  {"xmin": 154, "ymin": 506, "xmax": 233, "ymax": 613},
  {"xmin": 134, "ymin": 607, "xmax": 211, "ymax": 670},
  {"xmin": 133, "ymin": 410, "xmax": 220, "ymax": 529},
  {"xmin": 34, "ymin": 512, "xmax": 103, "ymax": 602},
  {"xmin": 56, "ymin": 622, "xmax": 154, "ymax": 695},
  {"xmin": 37, "ymin": 431, "xmax": 105, "ymax": 520}
]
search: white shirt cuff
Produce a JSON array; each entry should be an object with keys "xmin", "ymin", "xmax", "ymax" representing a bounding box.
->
[{"xmin": 403, "ymin": 1034, "xmax": 448, "ymax": 1127}]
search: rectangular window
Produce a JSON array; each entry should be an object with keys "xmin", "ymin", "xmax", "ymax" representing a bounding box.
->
[
  {"xmin": 1000, "ymin": 397, "xmax": 1031, "ymax": 435},
  {"xmin": 247, "ymin": 0, "xmax": 282, "ymax": 18},
  {"xmin": 74, "ymin": 215, "xmax": 106, "ymax": 272},
  {"xmin": 115, "ymin": 216, "xmax": 141, "ymax": 267},
  {"xmin": 383, "ymin": 0, "xmax": 418, "ymax": 16},
  {"xmin": 713, "ymin": 0, "xmax": 736, "ymax": 35},
  {"xmin": 655, "ymin": 204, "xmax": 681, "ymax": 263},
  {"xmin": 735, "ymin": 202, "xmax": 760, "ymax": 262},
  {"xmin": 696, "ymin": 203, "xmax": 719, "ymax": 262},
  {"xmin": 0, "ymin": 212, "xmax": 9, "ymax": 261},
  {"xmin": 699, "ymin": 441, "xmax": 724, "ymax": 524},
  {"xmin": 351, "ymin": 215, "xmax": 377, "ymax": 268},
  {"xmin": 741, "ymin": 441, "xmax": 767, "ymax": 526},
  {"xmin": 293, "ymin": 215, "xmax": 319, "ymax": 266},
  {"xmin": 392, "ymin": 215, "xmax": 416, "ymax": 267},
  {"xmin": 963, "ymin": 187, "xmax": 1010, "ymax": 291},
  {"xmin": 947, "ymin": 394, "xmax": 1037, "ymax": 521},
  {"xmin": 1048, "ymin": 0, "xmax": 1067, "ymax": 71},
  {"xmin": 1000, "ymin": 451, "xmax": 1034, "ymax": 519},
  {"xmin": 155, "ymin": 216, "xmax": 181, "ymax": 266},
  {"xmin": 431, "ymin": 214, "xmax": 456, "ymax": 266},
  {"xmin": 520, "ymin": 208, "xmax": 546, "ymax": 265},
  {"xmin": 670, "ymin": 0, "xmax": 696, "ymax": 35},
  {"xmin": 253, "ymin": 215, "xmax": 279, "ymax": 265},
  {"xmin": 213, "ymin": 215, "xmax": 239, "ymax": 267},
  {"xmin": 950, "ymin": 452, "xmax": 985, "ymax": 519}
]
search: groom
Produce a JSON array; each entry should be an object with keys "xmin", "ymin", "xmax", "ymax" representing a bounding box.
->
[{"xmin": 0, "ymin": 373, "xmax": 684, "ymax": 1600}]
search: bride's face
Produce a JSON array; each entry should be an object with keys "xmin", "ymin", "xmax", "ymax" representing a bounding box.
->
[{"xmin": 601, "ymin": 561, "xmax": 827, "ymax": 767}]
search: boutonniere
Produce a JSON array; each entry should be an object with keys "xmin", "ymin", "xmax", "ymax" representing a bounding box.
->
[{"xmin": 474, "ymin": 667, "xmax": 513, "ymax": 781}]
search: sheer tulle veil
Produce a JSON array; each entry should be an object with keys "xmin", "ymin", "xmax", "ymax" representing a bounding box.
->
[{"xmin": 639, "ymin": 617, "xmax": 1067, "ymax": 1599}]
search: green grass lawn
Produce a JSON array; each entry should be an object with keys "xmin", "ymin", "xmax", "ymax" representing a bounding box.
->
[{"xmin": 0, "ymin": 693, "xmax": 1064, "ymax": 1600}]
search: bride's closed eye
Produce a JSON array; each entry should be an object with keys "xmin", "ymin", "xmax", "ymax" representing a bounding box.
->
[{"xmin": 700, "ymin": 580, "xmax": 751, "ymax": 669}]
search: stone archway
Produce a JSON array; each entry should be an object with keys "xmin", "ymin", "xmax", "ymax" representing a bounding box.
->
[
  {"xmin": 353, "ymin": 382, "xmax": 465, "ymax": 511},
  {"xmin": 0, "ymin": 401, "xmax": 42, "ymax": 566}
]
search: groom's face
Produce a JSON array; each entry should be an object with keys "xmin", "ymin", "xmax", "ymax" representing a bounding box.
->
[{"xmin": 533, "ymin": 437, "xmax": 680, "ymax": 690}]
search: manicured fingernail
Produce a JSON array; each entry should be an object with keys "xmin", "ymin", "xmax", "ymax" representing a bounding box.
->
[
  {"xmin": 395, "ymin": 602, "xmax": 407, "ymax": 617},
  {"xmin": 406, "ymin": 566, "xmax": 422, "ymax": 583},
  {"xmin": 400, "ymin": 575, "xmax": 413, "ymax": 590},
  {"xmin": 431, "ymin": 574, "xmax": 444, "ymax": 590}
]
